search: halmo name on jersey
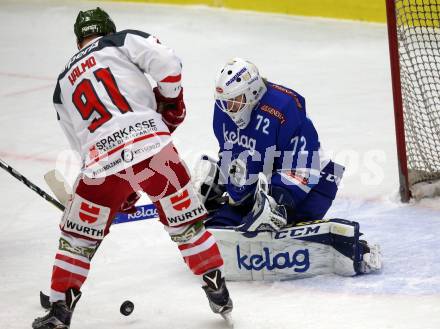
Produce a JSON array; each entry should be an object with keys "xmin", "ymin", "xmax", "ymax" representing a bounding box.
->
[
  {"xmin": 167, "ymin": 205, "xmax": 205, "ymax": 224},
  {"xmin": 68, "ymin": 56, "xmax": 97, "ymax": 85},
  {"xmin": 236, "ymin": 245, "xmax": 310, "ymax": 272}
]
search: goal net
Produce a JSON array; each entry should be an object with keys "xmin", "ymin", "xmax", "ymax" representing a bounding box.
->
[{"xmin": 386, "ymin": 0, "xmax": 440, "ymax": 201}]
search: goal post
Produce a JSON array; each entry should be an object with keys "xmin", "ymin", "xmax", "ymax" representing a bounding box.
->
[{"xmin": 385, "ymin": 0, "xmax": 440, "ymax": 202}]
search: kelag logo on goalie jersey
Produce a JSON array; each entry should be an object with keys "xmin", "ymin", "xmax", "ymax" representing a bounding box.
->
[{"xmin": 236, "ymin": 245, "xmax": 310, "ymax": 273}]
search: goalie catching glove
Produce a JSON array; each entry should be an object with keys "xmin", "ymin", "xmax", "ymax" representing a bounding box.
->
[{"xmin": 153, "ymin": 87, "xmax": 186, "ymax": 132}]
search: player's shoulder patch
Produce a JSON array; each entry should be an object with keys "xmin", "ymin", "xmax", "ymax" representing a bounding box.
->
[
  {"xmin": 259, "ymin": 104, "xmax": 286, "ymax": 124},
  {"xmin": 267, "ymin": 82, "xmax": 305, "ymax": 111},
  {"xmin": 263, "ymin": 82, "xmax": 307, "ymax": 129}
]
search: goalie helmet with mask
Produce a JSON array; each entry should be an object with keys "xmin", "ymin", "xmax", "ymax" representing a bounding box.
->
[
  {"xmin": 215, "ymin": 58, "xmax": 267, "ymax": 129},
  {"xmin": 74, "ymin": 7, "xmax": 116, "ymax": 44}
]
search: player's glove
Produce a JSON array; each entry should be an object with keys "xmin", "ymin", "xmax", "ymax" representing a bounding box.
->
[
  {"xmin": 153, "ymin": 87, "xmax": 186, "ymax": 133},
  {"xmin": 120, "ymin": 192, "xmax": 141, "ymax": 214}
]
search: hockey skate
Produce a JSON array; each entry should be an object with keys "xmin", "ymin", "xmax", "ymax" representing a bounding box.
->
[
  {"xmin": 202, "ymin": 269, "xmax": 233, "ymax": 323},
  {"xmin": 359, "ymin": 241, "xmax": 382, "ymax": 274},
  {"xmin": 32, "ymin": 288, "xmax": 81, "ymax": 329},
  {"xmin": 237, "ymin": 173, "xmax": 287, "ymax": 236}
]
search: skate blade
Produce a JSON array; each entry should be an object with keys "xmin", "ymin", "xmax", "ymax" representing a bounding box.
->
[{"xmin": 221, "ymin": 313, "xmax": 234, "ymax": 328}]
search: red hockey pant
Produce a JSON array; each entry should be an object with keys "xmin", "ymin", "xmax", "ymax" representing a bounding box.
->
[{"xmin": 49, "ymin": 143, "xmax": 223, "ymax": 302}]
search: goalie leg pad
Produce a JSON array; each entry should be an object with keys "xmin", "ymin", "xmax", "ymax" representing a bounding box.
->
[
  {"xmin": 209, "ymin": 218, "xmax": 381, "ymax": 280},
  {"xmin": 292, "ymin": 218, "xmax": 365, "ymax": 275}
]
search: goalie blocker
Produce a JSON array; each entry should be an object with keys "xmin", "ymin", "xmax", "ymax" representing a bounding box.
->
[{"xmin": 208, "ymin": 218, "xmax": 381, "ymax": 281}]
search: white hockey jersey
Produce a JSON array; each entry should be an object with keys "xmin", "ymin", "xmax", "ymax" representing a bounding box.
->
[{"xmin": 53, "ymin": 30, "xmax": 182, "ymax": 178}]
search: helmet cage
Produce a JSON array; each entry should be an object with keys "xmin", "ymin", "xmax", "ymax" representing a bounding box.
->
[
  {"xmin": 215, "ymin": 94, "xmax": 249, "ymax": 114},
  {"xmin": 214, "ymin": 58, "xmax": 267, "ymax": 129}
]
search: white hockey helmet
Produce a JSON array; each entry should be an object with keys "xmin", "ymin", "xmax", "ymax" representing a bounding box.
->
[{"xmin": 214, "ymin": 58, "xmax": 267, "ymax": 129}]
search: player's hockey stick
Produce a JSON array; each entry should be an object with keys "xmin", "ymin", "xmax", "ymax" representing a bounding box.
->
[
  {"xmin": 0, "ymin": 160, "xmax": 156, "ymax": 311},
  {"xmin": 0, "ymin": 161, "xmax": 157, "ymax": 223},
  {"xmin": 43, "ymin": 169, "xmax": 158, "ymax": 224},
  {"xmin": 43, "ymin": 169, "xmax": 70, "ymax": 206},
  {"xmin": 0, "ymin": 159, "xmax": 65, "ymax": 211},
  {"xmin": 42, "ymin": 169, "xmax": 157, "ymax": 310},
  {"xmin": 0, "ymin": 160, "xmax": 67, "ymax": 310}
]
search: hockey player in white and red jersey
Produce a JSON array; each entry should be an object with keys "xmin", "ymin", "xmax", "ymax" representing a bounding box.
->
[{"xmin": 32, "ymin": 8, "xmax": 232, "ymax": 329}]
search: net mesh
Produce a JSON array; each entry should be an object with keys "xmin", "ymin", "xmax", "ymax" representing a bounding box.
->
[{"xmin": 394, "ymin": 0, "xmax": 440, "ymax": 186}]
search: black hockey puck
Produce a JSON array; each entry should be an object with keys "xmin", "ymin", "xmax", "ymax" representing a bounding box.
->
[{"xmin": 120, "ymin": 300, "xmax": 134, "ymax": 316}]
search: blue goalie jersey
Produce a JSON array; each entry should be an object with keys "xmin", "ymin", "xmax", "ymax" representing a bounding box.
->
[{"xmin": 213, "ymin": 82, "xmax": 344, "ymax": 220}]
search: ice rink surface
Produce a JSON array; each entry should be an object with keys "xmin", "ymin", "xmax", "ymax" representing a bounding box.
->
[{"xmin": 0, "ymin": 1, "xmax": 439, "ymax": 328}]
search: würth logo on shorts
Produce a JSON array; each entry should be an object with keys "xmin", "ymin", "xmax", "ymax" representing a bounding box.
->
[
  {"xmin": 170, "ymin": 190, "xmax": 191, "ymax": 211},
  {"xmin": 79, "ymin": 202, "xmax": 101, "ymax": 224}
]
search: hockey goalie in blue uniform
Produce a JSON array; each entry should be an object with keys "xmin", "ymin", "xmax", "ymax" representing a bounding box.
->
[{"xmin": 196, "ymin": 58, "xmax": 382, "ymax": 281}]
